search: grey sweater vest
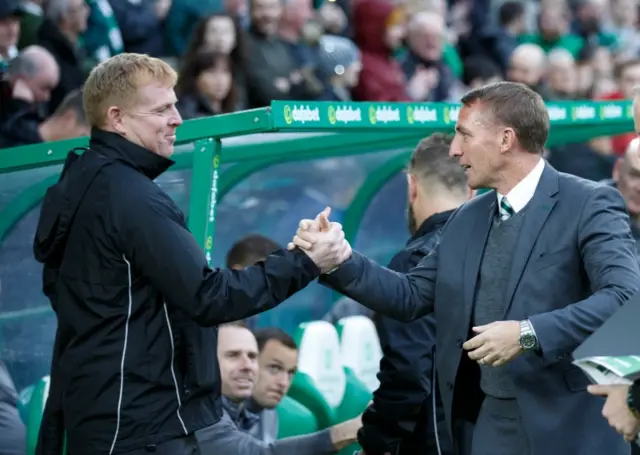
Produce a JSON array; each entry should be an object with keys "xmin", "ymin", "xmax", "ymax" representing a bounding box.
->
[{"xmin": 473, "ymin": 207, "xmax": 527, "ymax": 399}]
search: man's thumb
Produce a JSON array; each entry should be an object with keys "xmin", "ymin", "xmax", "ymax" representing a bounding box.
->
[
  {"xmin": 316, "ymin": 207, "xmax": 331, "ymax": 231},
  {"xmin": 587, "ymin": 384, "xmax": 609, "ymax": 396}
]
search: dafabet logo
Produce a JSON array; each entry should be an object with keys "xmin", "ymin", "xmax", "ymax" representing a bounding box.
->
[
  {"xmin": 328, "ymin": 105, "xmax": 362, "ymax": 124},
  {"xmin": 283, "ymin": 105, "xmax": 320, "ymax": 124},
  {"xmin": 368, "ymin": 105, "xmax": 401, "ymax": 124}
]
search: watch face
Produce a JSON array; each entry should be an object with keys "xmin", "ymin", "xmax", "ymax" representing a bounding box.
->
[{"xmin": 521, "ymin": 333, "xmax": 536, "ymax": 349}]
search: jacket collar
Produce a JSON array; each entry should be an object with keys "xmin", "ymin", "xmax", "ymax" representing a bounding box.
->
[
  {"xmin": 409, "ymin": 209, "xmax": 454, "ymax": 244},
  {"xmin": 89, "ymin": 128, "xmax": 174, "ymax": 180}
]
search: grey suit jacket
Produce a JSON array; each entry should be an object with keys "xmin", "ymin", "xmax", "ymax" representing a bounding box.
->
[
  {"xmin": 196, "ymin": 410, "xmax": 336, "ymax": 455},
  {"xmin": 320, "ymin": 164, "xmax": 640, "ymax": 455}
]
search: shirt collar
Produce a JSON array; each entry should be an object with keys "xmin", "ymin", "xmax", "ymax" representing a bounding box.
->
[{"xmin": 497, "ymin": 158, "xmax": 545, "ymax": 213}]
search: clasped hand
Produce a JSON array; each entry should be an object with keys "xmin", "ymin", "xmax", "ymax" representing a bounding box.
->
[{"xmin": 288, "ymin": 207, "xmax": 352, "ymax": 273}]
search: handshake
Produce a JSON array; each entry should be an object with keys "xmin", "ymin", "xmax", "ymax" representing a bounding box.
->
[{"xmin": 287, "ymin": 207, "xmax": 352, "ymax": 274}]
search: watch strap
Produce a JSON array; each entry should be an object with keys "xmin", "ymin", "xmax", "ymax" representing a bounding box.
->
[{"xmin": 629, "ymin": 380, "xmax": 640, "ymax": 417}]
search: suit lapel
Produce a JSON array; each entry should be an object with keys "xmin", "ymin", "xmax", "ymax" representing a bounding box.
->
[
  {"xmin": 463, "ymin": 193, "xmax": 495, "ymax": 315},
  {"xmin": 502, "ymin": 165, "xmax": 559, "ymax": 317}
]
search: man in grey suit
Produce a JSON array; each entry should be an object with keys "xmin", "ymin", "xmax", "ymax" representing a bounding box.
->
[{"xmin": 289, "ymin": 81, "xmax": 640, "ymax": 455}]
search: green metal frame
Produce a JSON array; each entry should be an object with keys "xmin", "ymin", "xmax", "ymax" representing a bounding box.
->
[{"xmin": 0, "ymin": 100, "xmax": 634, "ymax": 324}]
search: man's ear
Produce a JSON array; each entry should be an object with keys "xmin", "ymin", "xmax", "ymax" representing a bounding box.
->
[
  {"xmin": 407, "ymin": 173, "xmax": 418, "ymax": 204},
  {"xmin": 106, "ymin": 106, "xmax": 127, "ymax": 135},
  {"xmin": 612, "ymin": 158, "xmax": 622, "ymax": 183}
]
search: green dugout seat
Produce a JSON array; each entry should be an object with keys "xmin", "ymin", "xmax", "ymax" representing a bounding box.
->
[
  {"xmin": 287, "ymin": 321, "xmax": 372, "ymax": 455},
  {"xmin": 276, "ymin": 395, "xmax": 319, "ymax": 438},
  {"xmin": 25, "ymin": 376, "xmax": 50, "ymax": 455},
  {"xmin": 336, "ymin": 316, "xmax": 382, "ymax": 393}
]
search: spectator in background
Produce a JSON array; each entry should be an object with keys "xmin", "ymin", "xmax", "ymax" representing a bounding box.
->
[
  {"xmin": 0, "ymin": 0, "xmax": 21, "ymax": 71},
  {"xmin": 17, "ymin": 0, "xmax": 43, "ymax": 49},
  {"xmin": 207, "ymin": 322, "xmax": 361, "ymax": 454},
  {"xmin": 572, "ymin": 0, "xmax": 618, "ymax": 51},
  {"xmin": 224, "ymin": 0, "xmax": 249, "ymax": 28},
  {"xmin": 279, "ymin": 0, "xmax": 315, "ymax": 68},
  {"xmin": 0, "ymin": 45, "xmax": 59, "ymax": 125},
  {"xmin": 401, "ymin": 12, "xmax": 456, "ymax": 102},
  {"xmin": 316, "ymin": 34, "xmax": 361, "ymax": 102},
  {"xmin": 461, "ymin": 56, "xmax": 502, "ymax": 90},
  {"xmin": 165, "ymin": 0, "xmax": 225, "ymax": 57},
  {"xmin": 245, "ymin": 0, "xmax": 312, "ymax": 107},
  {"xmin": 82, "ymin": 0, "xmax": 124, "ymax": 64},
  {"xmin": 597, "ymin": 59, "xmax": 640, "ymax": 155},
  {"xmin": 176, "ymin": 48, "xmax": 237, "ymax": 119},
  {"xmin": 351, "ymin": 0, "xmax": 408, "ymax": 102},
  {"xmin": 226, "ymin": 234, "xmax": 280, "ymax": 271},
  {"xmin": 546, "ymin": 48, "xmax": 578, "ymax": 99},
  {"xmin": 109, "ymin": 0, "xmax": 167, "ymax": 57},
  {"xmin": 37, "ymin": 0, "xmax": 89, "ymax": 114},
  {"xmin": 0, "ymin": 360, "xmax": 25, "ymax": 455},
  {"xmin": 0, "ymin": 88, "xmax": 89, "ymax": 148},
  {"xmin": 483, "ymin": 1, "xmax": 525, "ymax": 75},
  {"xmin": 606, "ymin": 0, "xmax": 640, "ymax": 60},
  {"xmin": 612, "ymin": 137, "xmax": 640, "ymax": 254},
  {"xmin": 519, "ymin": 1, "xmax": 584, "ymax": 59},
  {"xmin": 250, "ymin": 328, "xmax": 299, "ymax": 442},
  {"xmin": 183, "ymin": 14, "xmax": 248, "ymax": 108},
  {"xmin": 506, "ymin": 43, "xmax": 552, "ymax": 99}
]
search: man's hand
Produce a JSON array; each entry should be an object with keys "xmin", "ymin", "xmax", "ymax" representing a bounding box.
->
[
  {"xmin": 12, "ymin": 78, "xmax": 34, "ymax": 102},
  {"xmin": 287, "ymin": 206, "xmax": 332, "ymax": 251},
  {"xmin": 462, "ymin": 321, "xmax": 522, "ymax": 366},
  {"xmin": 288, "ymin": 207, "xmax": 351, "ymax": 273},
  {"xmin": 329, "ymin": 414, "xmax": 363, "ymax": 450},
  {"xmin": 588, "ymin": 384, "xmax": 640, "ymax": 441}
]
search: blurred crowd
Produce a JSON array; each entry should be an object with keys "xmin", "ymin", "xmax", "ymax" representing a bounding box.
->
[{"xmin": 0, "ymin": 0, "xmax": 638, "ymax": 164}]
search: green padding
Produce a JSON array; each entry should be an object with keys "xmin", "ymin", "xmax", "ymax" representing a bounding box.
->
[
  {"xmin": 25, "ymin": 376, "xmax": 49, "ymax": 455},
  {"xmin": 335, "ymin": 368, "xmax": 371, "ymax": 455},
  {"xmin": 276, "ymin": 396, "xmax": 319, "ymax": 438},
  {"xmin": 18, "ymin": 384, "xmax": 35, "ymax": 424},
  {"xmin": 287, "ymin": 372, "xmax": 335, "ymax": 429}
]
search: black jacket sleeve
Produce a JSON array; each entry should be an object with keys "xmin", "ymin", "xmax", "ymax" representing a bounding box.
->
[
  {"xmin": 117, "ymin": 188, "xmax": 320, "ymax": 326},
  {"xmin": 35, "ymin": 324, "xmax": 71, "ymax": 455},
  {"xmin": 358, "ymin": 246, "xmax": 437, "ymax": 455}
]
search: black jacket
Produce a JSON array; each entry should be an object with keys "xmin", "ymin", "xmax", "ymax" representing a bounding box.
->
[
  {"xmin": 358, "ymin": 211, "xmax": 454, "ymax": 455},
  {"xmin": 33, "ymin": 129, "xmax": 320, "ymax": 455}
]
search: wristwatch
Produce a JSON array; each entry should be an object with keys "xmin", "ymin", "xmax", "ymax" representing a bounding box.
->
[{"xmin": 519, "ymin": 320, "xmax": 538, "ymax": 350}]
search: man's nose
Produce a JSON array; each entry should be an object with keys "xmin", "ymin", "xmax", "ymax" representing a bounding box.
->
[{"xmin": 170, "ymin": 107, "xmax": 183, "ymax": 127}]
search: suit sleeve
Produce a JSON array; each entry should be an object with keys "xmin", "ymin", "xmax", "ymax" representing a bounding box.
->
[
  {"xmin": 201, "ymin": 412, "xmax": 337, "ymax": 455},
  {"xmin": 359, "ymin": 247, "xmax": 436, "ymax": 455},
  {"xmin": 319, "ymin": 249, "xmax": 438, "ymax": 322},
  {"xmin": 116, "ymin": 190, "xmax": 320, "ymax": 327},
  {"xmin": 529, "ymin": 185, "xmax": 640, "ymax": 364}
]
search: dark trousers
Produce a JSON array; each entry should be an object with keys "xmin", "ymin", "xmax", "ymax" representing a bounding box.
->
[{"xmin": 453, "ymin": 397, "xmax": 529, "ymax": 455}]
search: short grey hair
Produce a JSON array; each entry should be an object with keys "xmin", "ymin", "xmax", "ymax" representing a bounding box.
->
[
  {"xmin": 44, "ymin": 0, "xmax": 71, "ymax": 24},
  {"xmin": 6, "ymin": 53, "xmax": 39, "ymax": 79}
]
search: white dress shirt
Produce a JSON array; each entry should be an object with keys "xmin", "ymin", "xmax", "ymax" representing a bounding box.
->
[{"xmin": 496, "ymin": 158, "xmax": 545, "ymax": 213}]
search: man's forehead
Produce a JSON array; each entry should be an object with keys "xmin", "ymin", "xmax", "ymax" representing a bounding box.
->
[
  {"xmin": 219, "ymin": 326, "xmax": 258, "ymax": 350},
  {"xmin": 261, "ymin": 340, "xmax": 297, "ymax": 361}
]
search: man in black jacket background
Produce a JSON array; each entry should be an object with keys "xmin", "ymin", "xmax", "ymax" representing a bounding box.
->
[
  {"xmin": 33, "ymin": 52, "xmax": 351, "ymax": 455},
  {"xmin": 357, "ymin": 133, "xmax": 472, "ymax": 455}
]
